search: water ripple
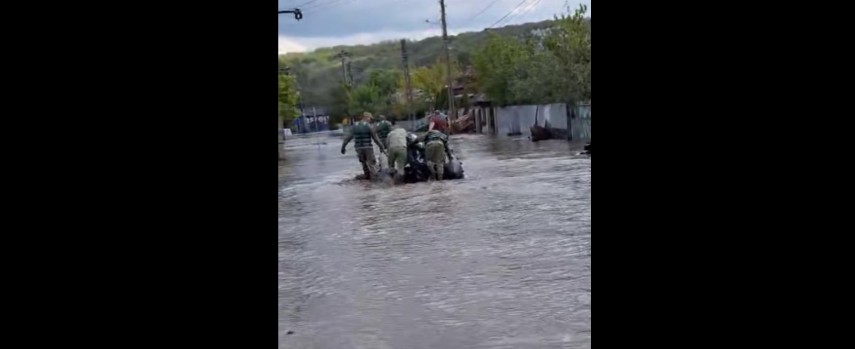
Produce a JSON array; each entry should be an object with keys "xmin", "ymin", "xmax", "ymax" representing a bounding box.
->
[{"xmin": 279, "ymin": 135, "xmax": 590, "ymax": 348}]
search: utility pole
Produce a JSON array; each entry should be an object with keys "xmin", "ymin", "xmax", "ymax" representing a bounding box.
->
[
  {"xmin": 400, "ymin": 39, "xmax": 415, "ymax": 131},
  {"xmin": 439, "ymin": 0, "xmax": 455, "ymax": 131},
  {"xmin": 334, "ymin": 50, "xmax": 350, "ymax": 86},
  {"xmin": 334, "ymin": 50, "xmax": 352, "ymax": 124},
  {"xmin": 346, "ymin": 61, "xmax": 354, "ymax": 87}
]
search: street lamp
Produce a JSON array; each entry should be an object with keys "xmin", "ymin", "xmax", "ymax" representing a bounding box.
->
[{"xmin": 279, "ymin": 9, "xmax": 303, "ymax": 20}]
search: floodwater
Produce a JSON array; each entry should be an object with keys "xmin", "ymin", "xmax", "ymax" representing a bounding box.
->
[{"xmin": 279, "ymin": 131, "xmax": 591, "ymax": 349}]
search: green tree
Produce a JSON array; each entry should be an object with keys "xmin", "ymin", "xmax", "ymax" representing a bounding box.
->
[
  {"xmin": 456, "ymin": 51, "xmax": 472, "ymax": 67},
  {"xmin": 367, "ymin": 69, "xmax": 401, "ymax": 96},
  {"xmin": 279, "ymin": 19, "xmax": 561, "ymax": 112},
  {"xmin": 510, "ymin": 48, "xmax": 563, "ymax": 105},
  {"xmin": 411, "ymin": 59, "xmax": 460, "ymax": 110},
  {"xmin": 278, "ymin": 73, "xmax": 299, "ymax": 126},
  {"xmin": 546, "ymin": 4, "xmax": 591, "ymax": 104},
  {"xmin": 472, "ymin": 4, "xmax": 590, "ymax": 106},
  {"xmin": 327, "ymin": 83, "xmax": 352, "ymax": 126},
  {"xmin": 349, "ymin": 83, "xmax": 383, "ymax": 115},
  {"xmin": 472, "ymin": 34, "xmax": 529, "ymax": 106},
  {"xmin": 365, "ymin": 69, "xmax": 402, "ymax": 116}
]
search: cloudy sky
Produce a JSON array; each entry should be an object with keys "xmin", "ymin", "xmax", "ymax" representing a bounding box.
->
[{"xmin": 279, "ymin": 0, "xmax": 591, "ymax": 54}]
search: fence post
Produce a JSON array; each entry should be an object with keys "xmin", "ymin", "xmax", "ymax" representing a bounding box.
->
[{"xmin": 475, "ymin": 108, "xmax": 481, "ymax": 133}]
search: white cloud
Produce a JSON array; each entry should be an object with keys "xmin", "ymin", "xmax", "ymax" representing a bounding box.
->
[
  {"xmin": 276, "ymin": 0, "xmax": 591, "ymax": 54},
  {"xmin": 278, "ymin": 37, "xmax": 308, "ymax": 54}
]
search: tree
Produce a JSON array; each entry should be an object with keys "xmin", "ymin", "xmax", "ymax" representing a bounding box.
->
[
  {"xmin": 546, "ymin": 4, "xmax": 591, "ymax": 105},
  {"xmin": 510, "ymin": 48, "xmax": 563, "ymax": 105},
  {"xmin": 349, "ymin": 83, "xmax": 383, "ymax": 116},
  {"xmin": 367, "ymin": 69, "xmax": 401, "ymax": 96},
  {"xmin": 411, "ymin": 59, "xmax": 460, "ymax": 111},
  {"xmin": 472, "ymin": 4, "xmax": 590, "ymax": 107},
  {"xmin": 278, "ymin": 73, "xmax": 299, "ymax": 127},
  {"xmin": 327, "ymin": 83, "xmax": 351, "ymax": 126},
  {"xmin": 456, "ymin": 51, "xmax": 472, "ymax": 67},
  {"xmin": 279, "ymin": 19, "xmax": 560, "ymax": 113},
  {"xmin": 472, "ymin": 34, "xmax": 529, "ymax": 106},
  {"xmin": 365, "ymin": 69, "xmax": 402, "ymax": 117}
]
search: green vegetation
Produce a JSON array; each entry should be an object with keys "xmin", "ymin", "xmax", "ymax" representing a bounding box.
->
[
  {"xmin": 279, "ymin": 5, "xmax": 590, "ymax": 125},
  {"xmin": 411, "ymin": 58, "xmax": 461, "ymax": 113},
  {"xmin": 278, "ymin": 73, "xmax": 299, "ymax": 126},
  {"xmin": 475, "ymin": 4, "xmax": 591, "ymax": 106}
]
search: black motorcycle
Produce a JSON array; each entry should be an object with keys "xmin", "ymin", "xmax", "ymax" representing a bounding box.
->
[{"xmin": 402, "ymin": 132, "xmax": 464, "ymax": 183}]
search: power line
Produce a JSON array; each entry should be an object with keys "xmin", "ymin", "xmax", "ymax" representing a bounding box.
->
[
  {"xmin": 361, "ymin": 0, "xmax": 414, "ymax": 13},
  {"xmin": 305, "ymin": 0, "xmax": 338, "ymax": 8},
  {"xmin": 277, "ymin": 0, "xmax": 316, "ymax": 12},
  {"xmin": 302, "ymin": 0, "xmax": 351, "ymax": 12},
  {"xmin": 488, "ymin": 0, "xmax": 532, "ymax": 29},
  {"xmin": 296, "ymin": 0, "xmax": 320, "ymax": 7},
  {"xmin": 467, "ymin": 0, "xmax": 501, "ymax": 21},
  {"xmin": 296, "ymin": 0, "xmax": 330, "ymax": 11},
  {"xmin": 504, "ymin": 0, "xmax": 543, "ymax": 25},
  {"xmin": 302, "ymin": 0, "xmax": 406, "ymax": 15},
  {"xmin": 493, "ymin": 0, "xmax": 538, "ymax": 28}
]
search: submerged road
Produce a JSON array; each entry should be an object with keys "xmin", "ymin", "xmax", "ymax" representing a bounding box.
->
[{"xmin": 279, "ymin": 132, "xmax": 591, "ymax": 348}]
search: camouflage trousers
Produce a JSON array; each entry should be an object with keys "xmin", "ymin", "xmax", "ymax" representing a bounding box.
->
[
  {"xmin": 387, "ymin": 146, "xmax": 407, "ymax": 177},
  {"xmin": 425, "ymin": 141, "xmax": 446, "ymax": 180},
  {"xmin": 356, "ymin": 147, "xmax": 378, "ymax": 179}
]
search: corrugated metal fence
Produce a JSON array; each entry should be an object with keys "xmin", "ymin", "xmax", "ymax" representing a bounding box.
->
[
  {"xmin": 476, "ymin": 102, "xmax": 590, "ymax": 141},
  {"xmin": 494, "ymin": 103, "xmax": 569, "ymax": 137},
  {"xmin": 570, "ymin": 104, "xmax": 591, "ymax": 141}
]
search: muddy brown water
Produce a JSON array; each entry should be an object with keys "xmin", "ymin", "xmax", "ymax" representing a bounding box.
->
[{"xmin": 279, "ymin": 132, "xmax": 591, "ymax": 348}]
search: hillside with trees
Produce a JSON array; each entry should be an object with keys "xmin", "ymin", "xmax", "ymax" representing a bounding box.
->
[{"xmin": 279, "ymin": 4, "xmax": 590, "ymax": 127}]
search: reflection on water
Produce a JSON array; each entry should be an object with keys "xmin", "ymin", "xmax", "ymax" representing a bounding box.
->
[{"xmin": 279, "ymin": 133, "xmax": 590, "ymax": 348}]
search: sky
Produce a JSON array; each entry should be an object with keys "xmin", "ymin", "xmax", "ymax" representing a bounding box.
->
[{"xmin": 279, "ymin": 0, "xmax": 591, "ymax": 54}]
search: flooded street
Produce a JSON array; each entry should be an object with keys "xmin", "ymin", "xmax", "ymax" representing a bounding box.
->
[{"xmin": 279, "ymin": 132, "xmax": 591, "ymax": 348}]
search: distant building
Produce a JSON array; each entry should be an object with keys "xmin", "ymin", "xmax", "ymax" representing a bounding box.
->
[{"xmin": 294, "ymin": 107, "xmax": 331, "ymax": 133}]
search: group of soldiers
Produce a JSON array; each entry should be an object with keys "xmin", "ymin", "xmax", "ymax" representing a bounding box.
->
[{"xmin": 341, "ymin": 111, "xmax": 453, "ymax": 183}]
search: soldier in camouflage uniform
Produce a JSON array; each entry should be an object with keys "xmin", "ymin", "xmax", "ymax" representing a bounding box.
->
[
  {"xmin": 419, "ymin": 129, "xmax": 453, "ymax": 181},
  {"xmin": 341, "ymin": 112, "xmax": 386, "ymax": 179},
  {"xmin": 374, "ymin": 115, "xmax": 393, "ymax": 171},
  {"xmin": 374, "ymin": 115, "xmax": 393, "ymax": 149},
  {"xmin": 385, "ymin": 123, "xmax": 409, "ymax": 182}
]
